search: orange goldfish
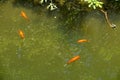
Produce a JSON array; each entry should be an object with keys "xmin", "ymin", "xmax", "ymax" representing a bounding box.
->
[
  {"xmin": 77, "ymin": 39, "xmax": 88, "ymax": 43},
  {"xmin": 20, "ymin": 11, "xmax": 30, "ymax": 21},
  {"xmin": 67, "ymin": 55, "xmax": 80, "ymax": 64},
  {"xmin": 18, "ymin": 29, "xmax": 25, "ymax": 39}
]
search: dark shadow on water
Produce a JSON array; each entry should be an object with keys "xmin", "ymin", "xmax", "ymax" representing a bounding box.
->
[
  {"xmin": 57, "ymin": 10, "xmax": 89, "ymax": 35},
  {"xmin": 12, "ymin": 0, "xmax": 89, "ymax": 36},
  {"xmin": 12, "ymin": 0, "xmax": 51, "ymax": 16},
  {"xmin": 56, "ymin": 2, "xmax": 91, "ymax": 33},
  {"xmin": 12, "ymin": 0, "xmax": 88, "ymax": 30},
  {"xmin": 12, "ymin": 0, "xmax": 34, "ymax": 8},
  {"xmin": 105, "ymin": 0, "xmax": 120, "ymax": 13},
  {"xmin": 0, "ymin": 0, "xmax": 8, "ymax": 3},
  {"xmin": 11, "ymin": 0, "xmax": 89, "ymax": 38}
]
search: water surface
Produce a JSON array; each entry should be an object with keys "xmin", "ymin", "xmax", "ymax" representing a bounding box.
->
[{"xmin": 0, "ymin": 1, "xmax": 120, "ymax": 80}]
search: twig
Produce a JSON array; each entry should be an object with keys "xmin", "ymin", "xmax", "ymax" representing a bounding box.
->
[{"xmin": 100, "ymin": 9, "xmax": 116, "ymax": 29}]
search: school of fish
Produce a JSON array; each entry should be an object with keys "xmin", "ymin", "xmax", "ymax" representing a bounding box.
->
[
  {"xmin": 66, "ymin": 39, "xmax": 88, "ymax": 65},
  {"xmin": 18, "ymin": 11, "xmax": 30, "ymax": 39},
  {"xmin": 18, "ymin": 10, "xmax": 89, "ymax": 66}
]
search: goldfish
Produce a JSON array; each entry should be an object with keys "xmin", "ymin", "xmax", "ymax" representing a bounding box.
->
[
  {"xmin": 20, "ymin": 11, "xmax": 30, "ymax": 21},
  {"xmin": 77, "ymin": 39, "xmax": 88, "ymax": 43},
  {"xmin": 18, "ymin": 29, "xmax": 25, "ymax": 39},
  {"xmin": 67, "ymin": 55, "xmax": 80, "ymax": 64}
]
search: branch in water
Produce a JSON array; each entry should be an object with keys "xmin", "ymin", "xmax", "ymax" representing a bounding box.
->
[{"xmin": 100, "ymin": 9, "xmax": 116, "ymax": 29}]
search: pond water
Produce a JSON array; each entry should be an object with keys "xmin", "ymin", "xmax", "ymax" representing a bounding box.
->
[{"xmin": 0, "ymin": 0, "xmax": 120, "ymax": 80}]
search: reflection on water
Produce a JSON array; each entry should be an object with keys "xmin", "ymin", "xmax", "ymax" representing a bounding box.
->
[{"xmin": 0, "ymin": 0, "xmax": 120, "ymax": 80}]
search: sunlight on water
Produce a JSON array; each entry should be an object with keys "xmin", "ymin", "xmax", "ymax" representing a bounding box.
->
[{"xmin": 0, "ymin": 0, "xmax": 120, "ymax": 80}]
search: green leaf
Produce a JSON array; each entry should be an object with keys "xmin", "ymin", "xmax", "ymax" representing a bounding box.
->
[
  {"xmin": 98, "ymin": 4, "xmax": 102, "ymax": 8},
  {"xmin": 93, "ymin": 5, "xmax": 96, "ymax": 9}
]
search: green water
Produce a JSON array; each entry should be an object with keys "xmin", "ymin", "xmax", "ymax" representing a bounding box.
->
[{"xmin": 0, "ymin": 1, "xmax": 120, "ymax": 80}]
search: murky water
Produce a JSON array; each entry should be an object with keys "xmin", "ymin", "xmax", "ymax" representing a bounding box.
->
[{"xmin": 0, "ymin": 1, "xmax": 120, "ymax": 80}]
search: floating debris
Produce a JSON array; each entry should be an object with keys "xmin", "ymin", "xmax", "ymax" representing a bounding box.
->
[{"xmin": 111, "ymin": 23, "xmax": 116, "ymax": 29}]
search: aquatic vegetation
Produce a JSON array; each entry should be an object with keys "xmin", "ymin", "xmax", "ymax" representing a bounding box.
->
[
  {"xmin": 13, "ymin": 0, "xmax": 120, "ymax": 12},
  {"xmin": 12, "ymin": 0, "xmax": 118, "ymax": 28}
]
